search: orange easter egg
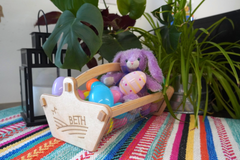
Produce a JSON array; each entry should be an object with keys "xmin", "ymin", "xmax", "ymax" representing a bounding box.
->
[{"xmin": 86, "ymin": 78, "xmax": 99, "ymax": 91}]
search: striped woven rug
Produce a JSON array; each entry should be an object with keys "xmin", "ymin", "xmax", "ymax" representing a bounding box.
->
[{"xmin": 1, "ymin": 106, "xmax": 240, "ymax": 160}]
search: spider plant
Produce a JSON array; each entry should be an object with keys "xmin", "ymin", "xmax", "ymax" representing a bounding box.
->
[{"xmin": 131, "ymin": 0, "xmax": 240, "ymax": 127}]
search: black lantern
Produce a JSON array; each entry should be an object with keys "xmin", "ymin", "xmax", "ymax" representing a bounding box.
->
[{"xmin": 19, "ymin": 10, "xmax": 71, "ymax": 126}]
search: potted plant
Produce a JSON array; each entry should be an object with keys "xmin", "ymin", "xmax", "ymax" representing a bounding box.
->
[
  {"xmin": 36, "ymin": 0, "xmax": 146, "ymax": 71},
  {"xmin": 131, "ymin": 0, "xmax": 240, "ymax": 127}
]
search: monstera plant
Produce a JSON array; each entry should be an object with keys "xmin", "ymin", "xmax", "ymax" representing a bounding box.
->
[{"xmin": 39, "ymin": 0, "xmax": 146, "ymax": 71}]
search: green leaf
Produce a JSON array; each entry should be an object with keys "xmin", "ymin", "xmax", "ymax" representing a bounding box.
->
[
  {"xmin": 99, "ymin": 31, "xmax": 142, "ymax": 62},
  {"xmin": 160, "ymin": 25, "xmax": 181, "ymax": 54},
  {"xmin": 117, "ymin": 0, "xmax": 130, "ymax": 15},
  {"xmin": 207, "ymin": 41, "xmax": 239, "ymax": 85},
  {"xmin": 117, "ymin": 0, "xmax": 146, "ymax": 19},
  {"xmin": 51, "ymin": 0, "xmax": 98, "ymax": 15},
  {"xmin": 161, "ymin": 4, "xmax": 173, "ymax": 25},
  {"xmin": 212, "ymin": 70, "xmax": 240, "ymax": 117},
  {"xmin": 43, "ymin": 3, "xmax": 103, "ymax": 71}
]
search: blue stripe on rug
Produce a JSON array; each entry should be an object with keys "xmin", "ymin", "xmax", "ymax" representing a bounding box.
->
[
  {"xmin": 95, "ymin": 120, "xmax": 141, "ymax": 160},
  {"xmin": 0, "ymin": 106, "xmax": 22, "ymax": 119},
  {"xmin": 103, "ymin": 120, "xmax": 144, "ymax": 160},
  {"xmin": 225, "ymin": 118, "xmax": 240, "ymax": 151},
  {"xmin": 204, "ymin": 116, "xmax": 218, "ymax": 160},
  {"xmin": 0, "ymin": 117, "xmax": 23, "ymax": 128},
  {"xmin": 41, "ymin": 143, "xmax": 83, "ymax": 160},
  {"xmin": 2, "ymin": 131, "xmax": 52, "ymax": 160}
]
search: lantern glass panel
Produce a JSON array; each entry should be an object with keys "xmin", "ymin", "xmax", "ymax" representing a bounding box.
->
[
  {"xmin": 32, "ymin": 68, "xmax": 59, "ymax": 116},
  {"xmin": 20, "ymin": 67, "xmax": 27, "ymax": 112}
]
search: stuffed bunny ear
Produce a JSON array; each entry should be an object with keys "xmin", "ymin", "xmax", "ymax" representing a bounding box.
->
[
  {"xmin": 112, "ymin": 51, "xmax": 123, "ymax": 62},
  {"xmin": 142, "ymin": 50, "xmax": 163, "ymax": 83}
]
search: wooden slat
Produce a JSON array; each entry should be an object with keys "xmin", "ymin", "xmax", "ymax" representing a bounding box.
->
[{"xmin": 75, "ymin": 63, "xmax": 121, "ymax": 87}]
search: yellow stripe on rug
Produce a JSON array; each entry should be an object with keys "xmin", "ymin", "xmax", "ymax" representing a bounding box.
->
[
  {"xmin": 185, "ymin": 114, "xmax": 195, "ymax": 160},
  {"xmin": 0, "ymin": 127, "xmax": 50, "ymax": 154}
]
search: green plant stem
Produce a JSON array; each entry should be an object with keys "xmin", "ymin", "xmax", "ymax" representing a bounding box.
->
[{"xmin": 103, "ymin": 0, "xmax": 108, "ymax": 9}]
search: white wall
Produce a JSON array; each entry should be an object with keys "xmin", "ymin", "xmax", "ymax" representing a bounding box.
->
[
  {"xmin": 193, "ymin": 0, "xmax": 240, "ymax": 19},
  {"xmin": 0, "ymin": 0, "xmax": 239, "ymax": 103}
]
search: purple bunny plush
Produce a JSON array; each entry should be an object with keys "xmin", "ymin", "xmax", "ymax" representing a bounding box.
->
[{"xmin": 101, "ymin": 48, "xmax": 164, "ymax": 94}]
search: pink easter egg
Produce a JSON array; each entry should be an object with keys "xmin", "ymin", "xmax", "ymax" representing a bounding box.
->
[
  {"xmin": 111, "ymin": 89, "xmax": 121, "ymax": 103},
  {"xmin": 119, "ymin": 71, "xmax": 147, "ymax": 95},
  {"xmin": 77, "ymin": 89, "xmax": 85, "ymax": 99}
]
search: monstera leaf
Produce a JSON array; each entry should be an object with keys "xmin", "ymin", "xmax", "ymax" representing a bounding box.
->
[
  {"xmin": 50, "ymin": 0, "xmax": 98, "ymax": 15},
  {"xmin": 99, "ymin": 31, "xmax": 142, "ymax": 62},
  {"xmin": 42, "ymin": 3, "xmax": 103, "ymax": 71},
  {"xmin": 117, "ymin": 0, "xmax": 146, "ymax": 19}
]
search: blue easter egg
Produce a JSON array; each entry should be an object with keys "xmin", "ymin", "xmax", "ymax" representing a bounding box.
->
[
  {"xmin": 89, "ymin": 85, "xmax": 114, "ymax": 107},
  {"xmin": 91, "ymin": 81, "xmax": 104, "ymax": 90},
  {"xmin": 113, "ymin": 102, "xmax": 127, "ymax": 119}
]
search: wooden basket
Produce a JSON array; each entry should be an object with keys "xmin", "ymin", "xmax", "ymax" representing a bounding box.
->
[{"xmin": 40, "ymin": 63, "xmax": 174, "ymax": 151}]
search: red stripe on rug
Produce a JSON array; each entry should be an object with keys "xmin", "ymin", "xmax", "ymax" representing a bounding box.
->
[
  {"xmin": 119, "ymin": 116, "xmax": 157, "ymax": 159},
  {"xmin": 169, "ymin": 114, "xmax": 186, "ymax": 160},
  {"xmin": 0, "ymin": 121, "xmax": 25, "ymax": 136},
  {"xmin": 199, "ymin": 115, "xmax": 209, "ymax": 160},
  {"xmin": 212, "ymin": 117, "xmax": 237, "ymax": 159},
  {"xmin": 0, "ymin": 126, "xmax": 27, "ymax": 141},
  {"xmin": 0, "ymin": 114, "xmax": 21, "ymax": 123},
  {"xmin": 121, "ymin": 112, "xmax": 169, "ymax": 160},
  {"xmin": 13, "ymin": 137, "xmax": 65, "ymax": 160}
]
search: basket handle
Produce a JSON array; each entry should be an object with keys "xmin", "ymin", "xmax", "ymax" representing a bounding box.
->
[{"xmin": 75, "ymin": 63, "xmax": 121, "ymax": 87}]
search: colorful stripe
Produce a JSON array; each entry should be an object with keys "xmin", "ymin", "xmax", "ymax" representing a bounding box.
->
[
  {"xmin": 120, "ymin": 116, "xmax": 157, "ymax": 159},
  {"xmin": 193, "ymin": 116, "xmax": 201, "ymax": 160},
  {"xmin": 1, "ymin": 130, "xmax": 52, "ymax": 159},
  {"xmin": 178, "ymin": 114, "xmax": 190, "ymax": 159},
  {"xmin": 136, "ymin": 71, "xmax": 146, "ymax": 83},
  {"xmin": 204, "ymin": 116, "xmax": 218, "ymax": 160},
  {"xmin": 41, "ymin": 143, "xmax": 83, "ymax": 160},
  {"xmin": 120, "ymin": 113, "xmax": 168, "ymax": 159},
  {"xmin": 0, "ymin": 121, "xmax": 25, "ymax": 134},
  {"xmin": 159, "ymin": 114, "xmax": 182, "ymax": 160},
  {"xmin": 1, "ymin": 109, "xmax": 240, "ymax": 160},
  {"xmin": 0, "ymin": 128, "xmax": 50, "ymax": 156},
  {"xmin": 112, "ymin": 118, "xmax": 149, "ymax": 159},
  {"xmin": 212, "ymin": 117, "xmax": 237, "ymax": 159},
  {"xmin": 0, "ymin": 117, "xmax": 23, "ymax": 129},
  {"xmin": 207, "ymin": 116, "xmax": 226, "ymax": 159},
  {"xmin": 199, "ymin": 115, "xmax": 209, "ymax": 160},
  {"xmin": 0, "ymin": 106, "xmax": 22, "ymax": 119},
  {"xmin": 103, "ymin": 120, "xmax": 144, "ymax": 160},
  {"xmin": 0, "ymin": 114, "xmax": 21, "ymax": 123},
  {"xmin": 185, "ymin": 114, "xmax": 195, "ymax": 160},
  {"xmin": 170, "ymin": 114, "xmax": 186, "ymax": 160},
  {"xmin": 151, "ymin": 115, "xmax": 175, "ymax": 160},
  {"xmin": 13, "ymin": 137, "xmax": 65, "ymax": 160},
  {"xmin": 221, "ymin": 118, "xmax": 240, "ymax": 158},
  {"xmin": 0, "ymin": 124, "xmax": 48, "ymax": 149},
  {"xmin": 225, "ymin": 118, "xmax": 240, "ymax": 151},
  {"xmin": 128, "ymin": 113, "xmax": 168, "ymax": 159}
]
